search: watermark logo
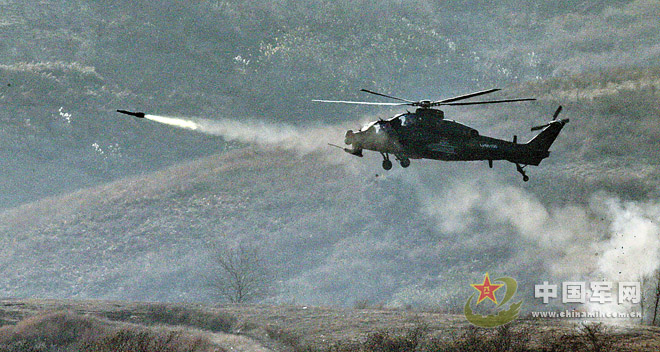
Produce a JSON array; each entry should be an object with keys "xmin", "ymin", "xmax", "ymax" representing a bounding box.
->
[
  {"xmin": 464, "ymin": 273, "xmax": 523, "ymax": 328},
  {"xmin": 531, "ymin": 280, "xmax": 642, "ymax": 319},
  {"xmin": 534, "ymin": 281, "xmax": 641, "ymax": 305}
]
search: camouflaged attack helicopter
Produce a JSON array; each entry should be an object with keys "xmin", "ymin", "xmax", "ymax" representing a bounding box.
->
[{"xmin": 314, "ymin": 88, "xmax": 568, "ymax": 182}]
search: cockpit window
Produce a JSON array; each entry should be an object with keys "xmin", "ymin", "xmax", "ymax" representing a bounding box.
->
[{"xmin": 400, "ymin": 113, "xmax": 416, "ymax": 127}]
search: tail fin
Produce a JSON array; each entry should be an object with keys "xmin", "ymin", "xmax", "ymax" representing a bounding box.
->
[{"xmin": 527, "ymin": 106, "xmax": 569, "ymax": 151}]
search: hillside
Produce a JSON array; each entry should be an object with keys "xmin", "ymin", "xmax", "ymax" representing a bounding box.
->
[
  {"xmin": 1, "ymin": 144, "xmax": 520, "ymax": 307},
  {"xmin": 0, "ymin": 148, "xmax": 360, "ymax": 303},
  {"xmin": 1, "ymin": 0, "xmax": 659, "ymax": 208},
  {"xmin": 1, "ymin": 104, "xmax": 659, "ymax": 313}
]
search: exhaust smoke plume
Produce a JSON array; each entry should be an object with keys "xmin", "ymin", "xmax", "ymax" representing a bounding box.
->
[
  {"xmin": 597, "ymin": 198, "xmax": 660, "ymax": 281},
  {"xmin": 416, "ymin": 174, "xmax": 660, "ymax": 313},
  {"xmin": 143, "ymin": 114, "xmax": 348, "ymax": 154}
]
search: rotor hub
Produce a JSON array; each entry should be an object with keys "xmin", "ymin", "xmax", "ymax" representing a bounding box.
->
[{"xmin": 416, "ymin": 100, "xmax": 433, "ymax": 108}]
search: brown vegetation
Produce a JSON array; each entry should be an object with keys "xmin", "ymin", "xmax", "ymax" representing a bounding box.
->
[
  {"xmin": 0, "ymin": 311, "xmax": 221, "ymax": 352},
  {"xmin": 101, "ymin": 303, "xmax": 236, "ymax": 333},
  {"xmin": 0, "ymin": 300, "xmax": 659, "ymax": 352}
]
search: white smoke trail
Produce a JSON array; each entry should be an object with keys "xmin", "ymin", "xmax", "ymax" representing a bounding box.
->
[
  {"xmin": 196, "ymin": 118, "xmax": 300, "ymax": 145},
  {"xmin": 142, "ymin": 114, "xmax": 348, "ymax": 154}
]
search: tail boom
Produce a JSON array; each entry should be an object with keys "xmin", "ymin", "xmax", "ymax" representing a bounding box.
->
[{"xmin": 526, "ymin": 118, "xmax": 569, "ymax": 152}]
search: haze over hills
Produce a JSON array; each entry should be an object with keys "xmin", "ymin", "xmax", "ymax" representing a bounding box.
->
[
  {"xmin": 1, "ymin": 0, "xmax": 659, "ymax": 207},
  {"xmin": 2, "ymin": 73, "xmax": 660, "ymax": 310},
  {"xmin": 0, "ymin": 0, "xmax": 660, "ymax": 314}
]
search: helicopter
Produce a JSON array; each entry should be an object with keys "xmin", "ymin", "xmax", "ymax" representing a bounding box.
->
[{"xmin": 314, "ymin": 88, "xmax": 568, "ymax": 182}]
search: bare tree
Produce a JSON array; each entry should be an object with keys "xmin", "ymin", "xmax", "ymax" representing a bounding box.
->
[
  {"xmin": 577, "ymin": 322, "xmax": 613, "ymax": 352},
  {"xmin": 210, "ymin": 244, "xmax": 272, "ymax": 303},
  {"xmin": 640, "ymin": 273, "xmax": 648, "ymax": 324},
  {"xmin": 652, "ymin": 270, "xmax": 660, "ymax": 325}
]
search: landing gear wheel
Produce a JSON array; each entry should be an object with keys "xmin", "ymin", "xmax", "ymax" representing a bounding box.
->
[
  {"xmin": 516, "ymin": 163, "xmax": 529, "ymax": 182},
  {"xmin": 399, "ymin": 158, "xmax": 410, "ymax": 168},
  {"xmin": 382, "ymin": 159, "xmax": 393, "ymax": 170}
]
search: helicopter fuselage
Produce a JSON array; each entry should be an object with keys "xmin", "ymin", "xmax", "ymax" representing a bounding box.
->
[
  {"xmin": 317, "ymin": 88, "xmax": 567, "ymax": 181},
  {"xmin": 344, "ymin": 108, "xmax": 557, "ymax": 168}
]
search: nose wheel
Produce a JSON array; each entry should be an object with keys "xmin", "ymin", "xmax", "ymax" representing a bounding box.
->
[
  {"xmin": 516, "ymin": 163, "xmax": 529, "ymax": 182},
  {"xmin": 381, "ymin": 153, "xmax": 393, "ymax": 170}
]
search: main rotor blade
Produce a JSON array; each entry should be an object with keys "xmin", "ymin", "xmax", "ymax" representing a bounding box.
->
[
  {"xmin": 360, "ymin": 89, "xmax": 416, "ymax": 103},
  {"xmin": 312, "ymin": 99, "xmax": 409, "ymax": 106},
  {"xmin": 435, "ymin": 88, "xmax": 501, "ymax": 104},
  {"xmin": 437, "ymin": 98, "xmax": 536, "ymax": 106}
]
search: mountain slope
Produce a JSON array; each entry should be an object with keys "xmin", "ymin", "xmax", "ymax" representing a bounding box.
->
[
  {"xmin": 1, "ymin": 142, "xmax": 557, "ymax": 307},
  {"xmin": 2, "ymin": 0, "xmax": 659, "ymax": 209}
]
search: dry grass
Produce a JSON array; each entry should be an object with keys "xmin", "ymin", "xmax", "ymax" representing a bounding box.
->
[
  {"xmin": 0, "ymin": 311, "xmax": 222, "ymax": 352},
  {"xmin": 0, "ymin": 300, "xmax": 659, "ymax": 352},
  {"xmin": 102, "ymin": 303, "xmax": 236, "ymax": 333},
  {"xmin": 82, "ymin": 328, "xmax": 217, "ymax": 352},
  {"xmin": 322, "ymin": 324, "xmax": 531, "ymax": 352}
]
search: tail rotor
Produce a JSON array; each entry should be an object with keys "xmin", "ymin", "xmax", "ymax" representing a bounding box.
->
[{"xmin": 531, "ymin": 106, "xmax": 567, "ymax": 131}]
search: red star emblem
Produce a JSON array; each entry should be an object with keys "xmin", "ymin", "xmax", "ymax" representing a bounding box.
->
[{"xmin": 471, "ymin": 273, "xmax": 504, "ymax": 304}]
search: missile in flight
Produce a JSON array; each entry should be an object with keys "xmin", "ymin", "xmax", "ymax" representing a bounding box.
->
[{"xmin": 116, "ymin": 109, "xmax": 145, "ymax": 118}]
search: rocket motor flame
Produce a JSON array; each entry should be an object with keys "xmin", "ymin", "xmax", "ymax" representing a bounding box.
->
[{"xmin": 144, "ymin": 114, "xmax": 199, "ymax": 131}]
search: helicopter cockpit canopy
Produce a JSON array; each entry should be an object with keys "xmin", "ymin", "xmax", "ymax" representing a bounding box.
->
[
  {"xmin": 359, "ymin": 120, "xmax": 379, "ymax": 132},
  {"xmin": 390, "ymin": 109, "xmax": 444, "ymax": 128}
]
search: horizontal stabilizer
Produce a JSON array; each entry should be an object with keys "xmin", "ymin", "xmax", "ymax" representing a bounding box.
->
[{"xmin": 531, "ymin": 118, "xmax": 570, "ymax": 131}]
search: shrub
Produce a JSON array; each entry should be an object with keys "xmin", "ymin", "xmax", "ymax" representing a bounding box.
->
[
  {"xmin": 142, "ymin": 304, "xmax": 236, "ymax": 333},
  {"xmin": 264, "ymin": 325, "xmax": 308, "ymax": 351},
  {"xmin": 82, "ymin": 327, "xmax": 219, "ymax": 352},
  {"xmin": 0, "ymin": 311, "xmax": 221, "ymax": 352},
  {"xmin": 576, "ymin": 322, "xmax": 613, "ymax": 352},
  {"xmin": 103, "ymin": 304, "xmax": 236, "ymax": 333},
  {"xmin": 0, "ymin": 311, "xmax": 106, "ymax": 349}
]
